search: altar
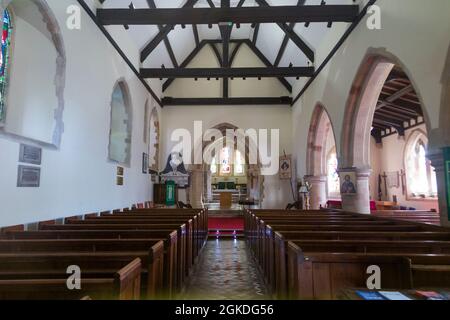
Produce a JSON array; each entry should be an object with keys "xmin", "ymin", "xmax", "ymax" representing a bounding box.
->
[{"xmin": 217, "ymin": 190, "xmax": 237, "ymax": 209}]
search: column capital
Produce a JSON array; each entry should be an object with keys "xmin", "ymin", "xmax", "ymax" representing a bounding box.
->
[{"xmin": 304, "ymin": 175, "xmax": 327, "ymax": 183}]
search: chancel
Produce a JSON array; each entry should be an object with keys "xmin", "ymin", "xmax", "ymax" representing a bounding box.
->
[{"xmin": 0, "ymin": 0, "xmax": 449, "ymax": 303}]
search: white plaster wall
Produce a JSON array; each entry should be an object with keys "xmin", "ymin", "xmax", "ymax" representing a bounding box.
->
[
  {"xmin": 293, "ymin": 0, "xmax": 450, "ymax": 179},
  {"xmin": 5, "ymin": 4, "xmax": 58, "ymax": 144},
  {"xmin": 161, "ymin": 105, "xmax": 293, "ymax": 209},
  {"xmin": 0, "ymin": 0, "xmax": 162, "ymax": 227},
  {"xmin": 369, "ymin": 124, "xmax": 439, "ymax": 211}
]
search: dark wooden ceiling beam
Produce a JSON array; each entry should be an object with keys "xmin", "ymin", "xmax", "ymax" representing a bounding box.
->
[
  {"xmin": 244, "ymin": 40, "xmax": 292, "ymax": 92},
  {"xmin": 141, "ymin": 66, "xmax": 314, "ymax": 78},
  {"xmin": 146, "ymin": 0, "xmax": 178, "ymax": 67},
  {"xmin": 209, "ymin": 43, "xmax": 223, "ymax": 67},
  {"xmin": 162, "ymin": 97, "xmax": 292, "ymax": 106},
  {"xmin": 97, "ymin": 5, "xmax": 360, "ymax": 25},
  {"xmin": 162, "ymin": 40, "xmax": 208, "ymax": 92},
  {"xmin": 220, "ymin": 0, "xmax": 232, "ymax": 98},
  {"xmin": 274, "ymin": 0, "xmax": 306, "ymax": 67},
  {"xmin": 77, "ymin": 0, "xmax": 162, "ymax": 106},
  {"xmin": 376, "ymin": 108, "xmax": 411, "ymax": 121},
  {"xmin": 255, "ymin": 0, "xmax": 313, "ymax": 63},
  {"xmin": 140, "ymin": 0, "xmax": 198, "ymax": 63},
  {"xmin": 229, "ymin": 42, "xmax": 243, "ymax": 66}
]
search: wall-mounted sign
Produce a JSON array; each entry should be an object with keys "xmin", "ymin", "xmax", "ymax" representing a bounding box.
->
[
  {"xmin": 17, "ymin": 165, "xmax": 40, "ymax": 187},
  {"xmin": 19, "ymin": 144, "xmax": 42, "ymax": 165},
  {"xmin": 279, "ymin": 155, "xmax": 292, "ymax": 180}
]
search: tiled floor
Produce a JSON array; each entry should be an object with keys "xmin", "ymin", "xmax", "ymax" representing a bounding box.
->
[{"xmin": 179, "ymin": 239, "xmax": 271, "ymax": 300}]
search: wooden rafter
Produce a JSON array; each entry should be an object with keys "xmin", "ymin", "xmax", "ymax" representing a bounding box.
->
[{"xmin": 97, "ymin": 5, "xmax": 360, "ymax": 26}]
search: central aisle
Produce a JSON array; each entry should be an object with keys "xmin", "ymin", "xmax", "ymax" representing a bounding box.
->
[{"xmin": 180, "ymin": 239, "xmax": 271, "ymax": 300}]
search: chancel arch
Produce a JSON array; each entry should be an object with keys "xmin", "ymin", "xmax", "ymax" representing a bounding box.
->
[
  {"xmin": 187, "ymin": 122, "xmax": 263, "ymax": 209},
  {"xmin": 304, "ymin": 103, "xmax": 338, "ymax": 209}
]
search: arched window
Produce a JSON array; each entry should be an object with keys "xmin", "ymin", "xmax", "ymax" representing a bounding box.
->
[
  {"xmin": 220, "ymin": 146, "xmax": 232, "ymax": 176},
  {"xmin": 405, "ymin": 134, "xmax": 437, "ymax": 198},
  {"xmin": 109, "ymin": 81, "xmax": 132, "ymax": 165},
  {"xmin": 327, "ymin": 148, "xmax": 340, "ymax": 197},
  {"xmin": 210, "ymin": 147, "xmax": 245, "ymax": 176},
  {"xmin": 0, "ymin": 9, "xmax": 12, "ymax": 123},
  {"xmin": 234, "ymin": 150, "xmax": 245, "ymax": 176}
]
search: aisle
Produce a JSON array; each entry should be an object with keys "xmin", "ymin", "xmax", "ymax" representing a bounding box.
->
[{"xmin": 180, "ymin": 239, "xmax": 271, "ymax": 300}]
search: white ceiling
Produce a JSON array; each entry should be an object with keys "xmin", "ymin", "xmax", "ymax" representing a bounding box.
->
[{"xmin": 100, "ymin": 0, "xmax": 366, "ymax": 86}]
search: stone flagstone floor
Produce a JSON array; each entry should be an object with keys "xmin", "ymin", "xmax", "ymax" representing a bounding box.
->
[{"xmin": 179, "ymin": 239, "xmax": 271, "ymax": 300}]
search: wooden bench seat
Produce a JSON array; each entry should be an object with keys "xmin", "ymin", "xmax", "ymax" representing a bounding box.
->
[
  {"xmin": 285, "ymin": 248, "xmax": 413, "ymax": 300},
  {"xmin": 2, "ymin": 228, "xmax": 190, "ymax": 287},
  {"xmin": 0, "ymin": 256, "xmax": 143, "ymax": 300}
]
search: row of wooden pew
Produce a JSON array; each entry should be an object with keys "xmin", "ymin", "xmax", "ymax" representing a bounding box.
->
[
  {"xmin": 372, "ymin": 210, "xmax": 441, "ymax": 226},
  {"xmin": 244, "ymin": 209, "xmax": 450, "ymax": 300},
  {"xmin": 0, "ymin": 208, "xmax": 208, "ymax": 300}
]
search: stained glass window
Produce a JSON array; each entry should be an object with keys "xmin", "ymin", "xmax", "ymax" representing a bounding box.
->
[
  {"xmin": 220, "ymin": 147, "xmax": 232, "ymax": 175},
  {"xmin": 0, "ymin": 9, "xmax": 12, "ymax": 123},
  {"xmin": 327, "ymin": 150, "xmax": 340, "ymax": 196}
]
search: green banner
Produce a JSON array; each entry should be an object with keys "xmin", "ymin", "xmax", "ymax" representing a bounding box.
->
[
  {"xmin": 445, "ymin": 148, "xmax": 450, "ymax": 220},
  {"xmin": 166, "ymin": 181, "xmax": 176, "ymax": 206}
]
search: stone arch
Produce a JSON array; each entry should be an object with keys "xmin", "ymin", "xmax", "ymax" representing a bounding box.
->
[
  {"xmin": 148, "ymin": 104, "xmax": 160, "ymax": 171},
  {"xmin": 306, "ymin": 103, "xmax": 337, "ymax": 176},
  {"xmin": 188, "ymin": 122, "xmax": 264, "ymax": 208},
  {"xmin": 340, "ymin": 49, "xmax": 431, "ymax": 213},
  {"xmin": 304, "ymin": 103, "xmax": 337, "ymax": 208},
  {"xmin": 0, "ymin": 0, "xmax": 66, "ymax": 148},
  {"xmin": 108, "ymin": 79, "xmax": 133, "ymax": 166},
  {"xmin": 341, "ymin": 49, "xmax": 431, "ymax": 169}
]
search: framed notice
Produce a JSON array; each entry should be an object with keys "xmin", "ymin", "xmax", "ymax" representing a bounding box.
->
[
  {"xmin": 279, "ymin": 155, "xmax": 292, "ymax": 180},
  {"xmin": 19, "ymin": 144, "xmax": 42, "ymax": 165},
  {"xmin": 142, "ymin": 153, "xmax": 149, "ymax": 174},
  {"xmin": 339, "ymin": 169, "xmax": 357, "ymax": 195},
  {"xmin": 17, "ymin": 165, "xmax": 41, "ymax": 187}
]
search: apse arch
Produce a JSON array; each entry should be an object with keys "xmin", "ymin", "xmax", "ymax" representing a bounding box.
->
[{"xmin": 340, "ymin": 49, "xmax": 431, "ymax": 169}]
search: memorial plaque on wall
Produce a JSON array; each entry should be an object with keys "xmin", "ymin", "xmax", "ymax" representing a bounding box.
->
[
  {"xmin": 17, "ymin": 165, "xmax": 41, "ymax": 187},
  {"xmin": 19, "ymin": 144, "xmax": 42, "ymax": 165}
]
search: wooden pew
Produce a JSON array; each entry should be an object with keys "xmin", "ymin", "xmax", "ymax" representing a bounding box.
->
[
  {"xmin": 2, "ymin": 229, "xmax": 187, "ymax": 294},
  {"xmin": 285, "ymin": 247, "xmax": 413, "ymax": 300},
  {"xmin": 0, "ymin": 240, "xmax": 164, "ymax": 299},
  {"xmin": 0, "ymin": 257, "xmax": 142, "ymax": 300}
]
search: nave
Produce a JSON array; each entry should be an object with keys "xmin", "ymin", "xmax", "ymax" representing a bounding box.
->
[{"xmin": 180, "ymin": 239, "xmax": 270, "ymax": 300}]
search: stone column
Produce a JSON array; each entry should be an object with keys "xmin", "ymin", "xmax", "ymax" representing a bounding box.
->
[
  {"xmin": 189, "ymin": 165, "xmax": 204, "ymax": 209},
  {"xmin": 428, "ymin": 149, "xmax": 450, "ymax": 227},
  {"xmin": 340, "ymin": 167, "xmax": 372, "ymax": 214},
  {"xmin": 304, "ymin": 175, "xmax": 327, "ymax": 209},
  {"xmin": 206, "ymin": 170, "xmax": 213, "ymax": 202}
]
